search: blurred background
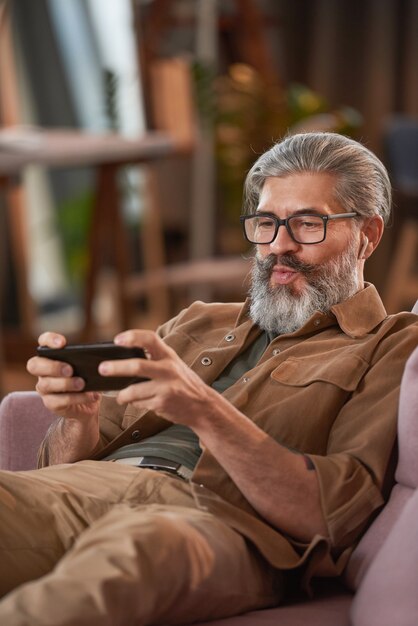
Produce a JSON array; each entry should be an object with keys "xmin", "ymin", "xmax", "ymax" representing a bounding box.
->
[{"xmin": 0, "ymin": 0, "xmax": 417, "ymax": 395}]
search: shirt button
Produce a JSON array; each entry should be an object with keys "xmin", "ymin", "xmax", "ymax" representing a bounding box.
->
[
  {"xmin": 242, "ymin": 377, "xmax": 250, "ymax": 383},
  {"xmin": 273, "ymin": 348, "xmax": 281, "ymax": 356},
  {"xmin": 314, "ymin": 319, "xmax": 321, "ymax": 326},
  {"xmin": 131, "ymin": 430, "xmax": 141, "ymax": 441},
  {"xmin": 225, "ymin": 334, "xmax": 235, "ymax": 342},
  {"xmin": 201, "ymin": 357, "xmax": 212, "ymax": 366}
]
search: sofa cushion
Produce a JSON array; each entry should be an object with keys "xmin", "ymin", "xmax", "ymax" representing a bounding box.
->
[
  {"xmin": 351, "ymin": 487, "xmax": 418, "ymax": 626},
  {"xmin": 196, "ymin": 589, "xmax": 351, "ymax": 626},
  {"xmin": 344, "ymin": 483, "xmax": 411, "ymax": 590}
]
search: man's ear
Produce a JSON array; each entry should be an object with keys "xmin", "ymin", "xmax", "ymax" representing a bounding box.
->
[
  {"xmin": 358, "ymin": 236, "xmax": 369, "ymax": 259},
  {"xmin": 359, "ymin": 215, "xmax": 384, "ymax": 259}
]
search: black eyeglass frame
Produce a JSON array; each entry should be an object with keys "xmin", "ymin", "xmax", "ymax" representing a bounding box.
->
[{"xmin": 240, "ymin": 212, "xmax": 359, "ymax": 245}]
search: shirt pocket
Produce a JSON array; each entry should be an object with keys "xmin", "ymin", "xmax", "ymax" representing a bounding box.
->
[{"xmin": 271, "ymin": 354, "xmax": 369, "ymax": 391}]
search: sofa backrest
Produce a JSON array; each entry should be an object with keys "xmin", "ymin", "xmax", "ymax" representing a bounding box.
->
[{"xmin": 345, "ymin": 344, "xmax": 418, "ymax": 590}]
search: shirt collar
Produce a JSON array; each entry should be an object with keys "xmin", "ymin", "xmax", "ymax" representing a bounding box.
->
[{"xmin": 330, "ymin": 283, "xmax": 388, "ymax": 337}]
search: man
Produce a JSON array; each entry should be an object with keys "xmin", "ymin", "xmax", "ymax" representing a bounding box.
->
[{"xmin": 1, "ymin": 132, "xmax": 417, "ymax": 625}]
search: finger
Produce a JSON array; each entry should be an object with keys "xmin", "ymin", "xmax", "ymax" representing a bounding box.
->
[
  {"xmin": 42, "ymin": 392, "xmax": 99, "ymax": 413},
  {"xmin": 98, "ymin": 356, "xmax": 172, "ymax": 380},
  {"xmin": 114, "ymin": 330, "xmax": 174, "ymax": 361},
  {"xmin": 36, "ymin": 375, "xmax": 86, "ymax": 395},
  {"xmin": 115, "ymin": 380, "xmax": 158, "ymax": 405},
  {"xmin": 27, "ymin": 356, "xmax": 74, "ymax": 378},
  {"xmin": 37, "ymin": 332, "xmax": 67, "ymax": 348}
]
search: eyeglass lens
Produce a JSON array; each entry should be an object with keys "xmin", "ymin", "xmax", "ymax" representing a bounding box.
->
[{"xmin": 244, "ymin": 215, "xmax": 325, "ymax": 244}]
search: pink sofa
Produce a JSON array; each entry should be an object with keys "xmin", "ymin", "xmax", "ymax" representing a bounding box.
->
[{"xmin": 1, "ymin": 343, "xmax": 418, "ymax": 626}]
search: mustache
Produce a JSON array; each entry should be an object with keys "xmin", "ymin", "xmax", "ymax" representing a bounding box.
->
[{"xmin": 254, "ymin": 253, "xmax": 317, "ymax": 276}]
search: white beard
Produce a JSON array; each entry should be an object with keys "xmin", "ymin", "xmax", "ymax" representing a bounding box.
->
[{"xmin": 248, "ymin": 240, "xmax": 361, "ymax": 335}]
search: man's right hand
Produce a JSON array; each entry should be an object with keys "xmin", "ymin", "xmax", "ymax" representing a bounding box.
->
[{"xmin": 27, "ymin": 332, "xmax": 101, "ymax": 422}]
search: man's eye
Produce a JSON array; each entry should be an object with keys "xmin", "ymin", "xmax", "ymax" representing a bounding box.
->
[
  {"xmin": 257, "ymin": 219, "xmax": 275, "ymax": 229},
  {"xmin": 298, "ymin": 218, "xmax": 322, "ymax": 229}
]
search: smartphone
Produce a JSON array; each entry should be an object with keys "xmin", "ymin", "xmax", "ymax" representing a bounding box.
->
[{"xmin": 37, "ymin": 342, "xmax": 148, "ymax": 391}]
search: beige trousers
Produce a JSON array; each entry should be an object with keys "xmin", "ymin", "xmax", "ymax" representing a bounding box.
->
[{"xmin": 0, "ymin": 461, "xmax": 281, "ymax": 625}]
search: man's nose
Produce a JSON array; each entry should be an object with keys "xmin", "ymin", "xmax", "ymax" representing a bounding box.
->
[{"xmin": 268, "ymin": 224, "xmax": 300, "ymax": 255}]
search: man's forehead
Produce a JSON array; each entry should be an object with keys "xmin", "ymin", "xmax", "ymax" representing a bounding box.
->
[{"xmin": 257, "ymin": 173, "xmax": 342, "ymax": 215}]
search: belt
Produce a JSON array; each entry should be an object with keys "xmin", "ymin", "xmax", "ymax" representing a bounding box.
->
[{"xmin": 113, "ymin": 456, "xmax": 192, "ymax": 481}]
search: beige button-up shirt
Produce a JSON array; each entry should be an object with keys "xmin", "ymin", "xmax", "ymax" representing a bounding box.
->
[{"xmin": 40, "ymin": 284, "xmax": 418, "ymax": 582}]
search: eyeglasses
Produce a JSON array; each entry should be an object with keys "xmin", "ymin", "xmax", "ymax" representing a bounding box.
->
[{"xmin": 240, "ymin": 212, "xmax": 358, "ymax": 245}]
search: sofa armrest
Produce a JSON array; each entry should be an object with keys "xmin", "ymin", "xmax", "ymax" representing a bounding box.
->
[{"xmin": 0, "ymin": 391, "xmax": 56, "ymax": 471}]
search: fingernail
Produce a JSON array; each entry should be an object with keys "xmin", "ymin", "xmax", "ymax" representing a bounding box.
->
[
  {"xmin": 62, "ymin": 365, "xmax": 72, "ymax": 376},
  {"xmin": 73, "ymin": 378, "xmax": 85, "ymax": 390},
  {"xmin": 98, "ymin": 363, "xmax": 109, "ymax": 374},
  {"xmin": 114, "ymin": 335, "xmax": 126, "ymax": 345},
  {"xmin": 53, "ymin": 337, "xmax": 62, "ymax": 346}
]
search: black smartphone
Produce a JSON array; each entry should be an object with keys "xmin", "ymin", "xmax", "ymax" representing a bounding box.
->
[{"xmin": 37, "ymin": 342, "xmax": 148, "ymax": 391}]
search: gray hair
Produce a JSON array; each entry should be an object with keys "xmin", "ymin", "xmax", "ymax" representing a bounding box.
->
[{"xmin": 243, "ymin": 132, "xmax": 392, "ymax": 225}]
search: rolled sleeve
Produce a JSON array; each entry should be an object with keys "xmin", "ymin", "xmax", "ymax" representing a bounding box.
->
[{"xmin": 309, "ymin": 453, "xmax": 385, "ymax": 547}]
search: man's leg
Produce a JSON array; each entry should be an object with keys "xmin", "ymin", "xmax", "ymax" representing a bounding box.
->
[
  {"xmin": 0, "ymin": 460, "xmax": 192, "ymax": 594},
  {"xmin": 0, "ymin": 461, "xmax": 282, "ymax": 625},
  {"xmin": 0, "ymin": 502, "xmax": 282, "ymax": 626}
]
